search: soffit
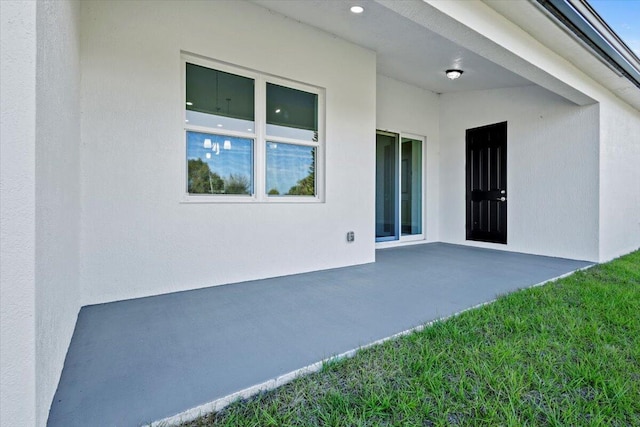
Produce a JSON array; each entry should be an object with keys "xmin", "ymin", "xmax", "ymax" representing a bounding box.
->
[
  {"xmin": 483, "ymin": 0, "xmax": 640, "ymax": 111},
  {"xmin": 251, "ymin": 0, "xmax": 532, "ymax": 93}
]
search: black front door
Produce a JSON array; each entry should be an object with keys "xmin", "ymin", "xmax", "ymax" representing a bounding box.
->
[{"xmin": 466, "ymin": 122, "xmax": 507, "ymax": 244}]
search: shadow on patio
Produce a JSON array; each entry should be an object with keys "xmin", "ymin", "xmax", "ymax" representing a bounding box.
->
[{"xmin": 47, "ymin": 243, "xmax": 592, "ymax": 426}]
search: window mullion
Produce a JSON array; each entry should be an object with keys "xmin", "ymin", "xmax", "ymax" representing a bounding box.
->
[{"xmin": 255, "ymin": 76, "xmax": 267, "ymax": 201}]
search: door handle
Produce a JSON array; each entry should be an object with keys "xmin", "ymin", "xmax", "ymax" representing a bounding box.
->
[{"xmin": 496, "ymin": 197, "xmax": 506, "ymax": 202}]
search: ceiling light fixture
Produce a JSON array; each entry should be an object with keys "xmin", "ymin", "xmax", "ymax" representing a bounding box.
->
[
  {"xmin": 445, "ymin": 69, "xmax": 464, "ymax": 80},
  {"xmin": 350, "ymin": 5, "xmax": 364, "ymax": 14}
]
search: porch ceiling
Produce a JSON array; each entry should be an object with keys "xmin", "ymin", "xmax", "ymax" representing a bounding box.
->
[{"xmin": 251, "ymin": 0, "xmax": 532, "ymax": 93}]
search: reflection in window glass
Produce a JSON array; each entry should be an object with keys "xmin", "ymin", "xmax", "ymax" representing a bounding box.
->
[
  {"xmin": 186, "ymin": 63, "xmax": 255, "ymax": 133},
  {"xmin": 266, "ymin": 83, "xmax": 318, "ymax": 142},
  {"xmin": 266, "ymin": 142, "xmax": 315, "ymax": 196},
  {"xmin": 187, "ymin": 131, "xmax": 253, "ymax": 195}
]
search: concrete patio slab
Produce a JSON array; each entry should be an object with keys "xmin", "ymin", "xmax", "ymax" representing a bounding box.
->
[{"xmin": 47, "ymin": 243, "xmax": 592, "ymax": 426}]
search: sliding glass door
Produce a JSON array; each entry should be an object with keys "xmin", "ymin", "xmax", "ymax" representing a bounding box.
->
[
  {"xmin": 376, "ymin": 132, "xmax": 398, "ymax": 241},
  {"xmin": 376, "ymin": 131, "xmax": 424, "ymax": 242}
]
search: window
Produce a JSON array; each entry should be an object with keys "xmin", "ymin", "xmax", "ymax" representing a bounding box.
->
[{"xmin": 183, "ymin": 56, "xmax": 323, "ymax": 202}]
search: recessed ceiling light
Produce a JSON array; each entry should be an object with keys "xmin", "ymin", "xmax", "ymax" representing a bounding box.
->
[
  {"xmin": 445, "ymin": 69, "xmax": 464, "ymax": 80},
  {"xmin": 350, "ymin": 5, "xmax": 364, "ymax": 14},
  {"xmin": 217, "ymin": 124, "xmax": 223, "ymax": 127},
  {"xmin": 186, "ymin": 101, "xmax": 193, "ymax": 106},
  {"xmin": 275, "ymin": 108, "xmax": 281, "ymax": 113}
]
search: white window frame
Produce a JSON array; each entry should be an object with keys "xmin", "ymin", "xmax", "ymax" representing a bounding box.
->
[
  {"xmin": 181, "ymin": 54, "xmax": 325, "ymax": 203},
  {"xmin": 398, "ymin": 132, "xmax": 426, "ymax": 243}
]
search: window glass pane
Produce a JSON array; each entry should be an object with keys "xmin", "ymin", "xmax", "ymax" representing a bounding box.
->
[
  {"xmin": 187, "ymin": 131, "xmax": 253, "ymax": 195},
  {"xmin": 266, "ymin": 142, "xmax": 315, "ymax": 196},
  {"xmin": 401, "ymin": 138, "xmax": 422, "ymax": 236},
  {"xmin": 186, "ymin": 63, "xmax": 255, "ymax": 133},
  {"xmin": 376, "ymin": 132, "xmax": 398, "ymax": 240},
  {"xmin": 266, "ymin": 83, "xmax": 317, "ymax": 142}
]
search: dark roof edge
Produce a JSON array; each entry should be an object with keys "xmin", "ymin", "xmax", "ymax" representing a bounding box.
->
[{"xmin": 533, "ymin": 0, "xmax": 640, "ymax": 90}]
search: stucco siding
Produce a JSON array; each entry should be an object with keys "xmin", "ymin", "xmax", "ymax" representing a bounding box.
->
[
  {"xmin": 439, "ymin": 85, "xmax": 600, "ymax": 261},
  {"xmin": 34, "ymin": 0, "xmax": 82, "ymax": 425},
  {"xmin": 0, "ymin": 1, "xmax": 38, "ymax": 426},
  {"xmin": 599, "ymin": 97, "xmax": 640, "ymax": 261},
  {"xmin": 79, "ymin": 0, "xmax": 377, "ymax": 305}
]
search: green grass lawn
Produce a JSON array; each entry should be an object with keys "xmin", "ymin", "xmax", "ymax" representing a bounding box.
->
[{"xmin": 183, "ymin": 251, "xmax": 640, "ymax": 426}]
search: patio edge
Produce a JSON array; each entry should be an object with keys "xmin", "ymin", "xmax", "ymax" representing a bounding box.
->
[{"xmin": 147, "ymin": 264, "xmax": 595, "ymax": 427}]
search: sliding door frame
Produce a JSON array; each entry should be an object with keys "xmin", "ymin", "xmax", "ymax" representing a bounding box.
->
[{"xmin": 375, "ymin": 129, "xmax": 426, "ymax": 245}]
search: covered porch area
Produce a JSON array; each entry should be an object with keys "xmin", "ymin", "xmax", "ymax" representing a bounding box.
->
[{"xmin": 48, "ymin": 243, "xmax": 591, "ymax": 426}]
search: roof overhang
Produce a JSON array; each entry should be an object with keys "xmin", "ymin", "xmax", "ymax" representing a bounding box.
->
[
  {"xmin": 534, "ymin": 0, "xmax": 640, "ymax": 90},
  {"xmin": 377, "ymin": 0, "xmax": 596, "ymax": 105},
  {"xmin": 484, "ymin": 0, "xmax": 640, "ymax": 111}
]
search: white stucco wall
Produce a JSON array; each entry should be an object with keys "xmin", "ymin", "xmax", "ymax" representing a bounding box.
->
[
  {"xmin": 35, "ymin": 0, "xmax": 82, "ymax": 425},
  {"xmin": 79, "ymin": 0, "xmax": 377, "ymax": 305},
  {"xmin": 1, "ymin": 1, "xmax": 37, "ymax": 426},
  {"xmin": 599, "ymin": 98, "xmax": 640, "ymax": 261},
  {"xmin": 376, "ymin": 75, "xmax": 440, "ymax": 243},
  {"xmin": 439, "ymin": 85, "xmax": 600, "ymax": 261}
]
